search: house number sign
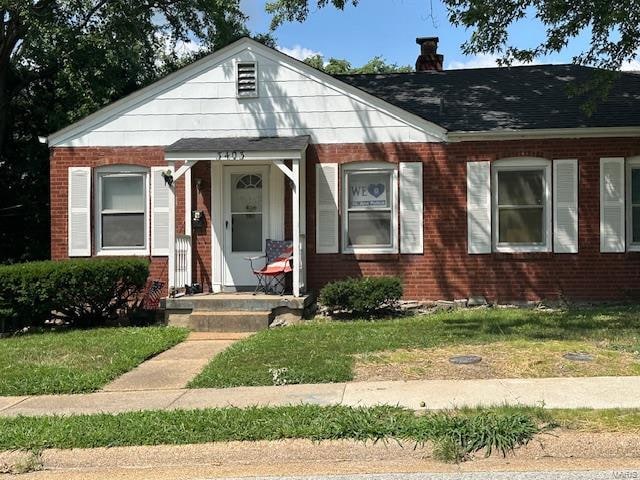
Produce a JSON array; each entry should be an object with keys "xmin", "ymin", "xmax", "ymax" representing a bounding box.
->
[{"xmin": 216, "ymin": 151, "xmax": 245, "ymax": 160}]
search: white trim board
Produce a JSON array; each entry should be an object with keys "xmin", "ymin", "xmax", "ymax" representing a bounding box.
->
[{"xmin": 449, "ymin": 126, "xmax": 640, "ymax": 142}]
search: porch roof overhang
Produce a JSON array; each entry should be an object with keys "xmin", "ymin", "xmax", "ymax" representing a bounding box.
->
[{"xmin": 164, "ymin": 135, "xmax": 310, "ymax": 162}]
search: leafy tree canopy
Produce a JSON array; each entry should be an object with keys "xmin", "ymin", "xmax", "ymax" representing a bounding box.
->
[
  {"xmin": 0, "ymin": 1, "xmax": 254, "ymax": 262},
  {"xmin": 303, "ymin": 54, "xmax": 412, "ymax": 74},
  {"xmin": 266, "ymin": 0, "xmax": 640, "ymax": 70}
]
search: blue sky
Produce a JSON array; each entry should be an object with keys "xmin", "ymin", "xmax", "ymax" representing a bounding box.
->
[{"xmin": 239, "ymin": 0, "xmax": 639, "ymax": 70}]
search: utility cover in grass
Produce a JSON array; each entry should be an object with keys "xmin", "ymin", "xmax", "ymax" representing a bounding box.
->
[
  {"xmin": 563, "ymin": 352, "xmax": 595, "ymax": 362},
  {"xmin": 449, "ymin": 355, "xmax": 482, "ymax": 365}
]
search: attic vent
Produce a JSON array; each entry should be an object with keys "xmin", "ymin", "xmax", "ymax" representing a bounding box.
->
[{"xmin": 237, "ymin": 61, "xmax": 258, "ymax": 98}]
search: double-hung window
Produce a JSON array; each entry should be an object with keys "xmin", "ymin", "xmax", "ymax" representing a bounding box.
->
[
  {"xmin": 96, "ymin": 166, "xmax": 149, "ymax": 255},
  {"xmin": 627, "ymin": 158, "xmax": 640, "ymax": 250},
  {"xmin": 492, "ymin": 159, "xmax": 551, "ymax": 252},
  {"xmin": 342, "ymin": 163, "xmax": 398, "ymax": 254}
]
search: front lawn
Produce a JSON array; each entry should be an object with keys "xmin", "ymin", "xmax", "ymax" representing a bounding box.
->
[
  {"xmin": 189, "ymin": 305, "xmax": 640, "ymax": 388},
  {"xmin": 0, "ymin": 327, "xmax": 188, "ymax": 396}
]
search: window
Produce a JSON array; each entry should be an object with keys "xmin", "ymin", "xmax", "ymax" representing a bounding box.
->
[
  {"xmin": 96, "ymin": 166, "xmax": 149, "ymax": 255},
  {"xmin": 492, "ymin": 159, "xmax": 551, "ymax": 252},
  {"xmin": 627, "ymin": 158, "xmax": 640, "ymax": 250},
  {"xmin": 236, "ymin": 61, "xmax": 258, "ymax": 98},
  {"xmin": 342, "ymin": 163, "xmax": 398, "ymax": 253}
]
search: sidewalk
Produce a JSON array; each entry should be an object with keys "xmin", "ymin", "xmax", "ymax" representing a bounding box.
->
[
  {"xmin": 101, "ymin": 332, "xmax": 249, "ymax": 392},
  {"xmin": 1, "ymin": 375, "xmax": 639, "ymax": 417}
]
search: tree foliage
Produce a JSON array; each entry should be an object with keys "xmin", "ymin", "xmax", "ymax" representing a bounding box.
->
[
  {"xmin": 267, "ymin": 0, "xmax": 640, "ymax": 70},
  {"xmin": 0, "ymin": 1, "xmax": 251, "ymax": 263},
  {"xmin": 303, "ymin": 54, "xmax": 412, "ymax": 74}
]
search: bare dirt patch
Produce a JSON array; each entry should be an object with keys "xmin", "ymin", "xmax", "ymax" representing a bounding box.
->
[{"xmin": 353, "ymin": 340, "xmax": 640, "ymax": 381}]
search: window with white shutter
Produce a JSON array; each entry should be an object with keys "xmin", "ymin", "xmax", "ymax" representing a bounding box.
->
[
  {"xmin": 236, "ymin": 61, "xmax": 258, "ymax": 98},
  {"xmin": 316, "ymin": 163, "xmax": 339, "ymax": 253},
  {"xmin": 68, "ymin": 167, "xmax": 91, "ymax": 257},
  {"xmin": 399, "ymin": 162, "xmax": 423, "ymax": 254},
  {"xmin": 600, "ymin": 157, "xmax": 625, "ymax": 253},
  {"xmin": 553, "ymin": 159, "xmax": 579, "ymax": 253},
  {"xmin": 467, "ymin": 162, "xmax": 491, "ymax": 254}
]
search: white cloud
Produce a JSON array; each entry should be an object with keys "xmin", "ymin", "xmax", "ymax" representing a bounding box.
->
[
  {"xmin": 620, "ymin": 58, "xmax": 640, "ymax": 72},
  {"xmin": 277, "ymin": 44, "xmax": 323, "ymax": 61},
  {"xmin": 446, "ymin": 53, "xmax": 537, "ymax": 70}
]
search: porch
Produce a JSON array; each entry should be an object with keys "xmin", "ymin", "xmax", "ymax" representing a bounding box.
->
[
  {"xmin": 163, "ymin": 135, "xmax": 310, "ymax": 299},
  {"xmin": 163, "ymin": 292, "xmax": 315, "ymax": 332}
]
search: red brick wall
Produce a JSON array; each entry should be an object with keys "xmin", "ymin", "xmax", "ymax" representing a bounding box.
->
[
  {"xmin": 50, "ymin": 147, "xmax": 188, "ymax": 295},
  {"xmin": 52, "ymin": 137, "xmax": 640, "ymax": 302},
  {"xmin": 305, "ymin": 138, "xmax": 640, "ymax": 302}
]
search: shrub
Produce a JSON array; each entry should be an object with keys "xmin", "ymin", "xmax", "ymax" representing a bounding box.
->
[
  {"xmin": 0, "ymin": 258, "xmax": 149, "ymax": 332},
  {"xmin": 319, "ymin": 276, "xmax": 403, "ymax": 316}
]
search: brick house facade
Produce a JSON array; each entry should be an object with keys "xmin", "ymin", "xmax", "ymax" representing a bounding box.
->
[{"xmin": 48, "ymin": 37, "xmax": 640, "ymax": 302}]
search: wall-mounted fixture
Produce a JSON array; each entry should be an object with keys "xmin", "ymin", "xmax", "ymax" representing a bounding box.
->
[
  {"xmin": 161, "ymin": 169, "xmax": 174, "ymax": 186},
  {"xmin": 192, "ymin": 210, "xmax": 205, "ymax": 229},
  {"xmin": 195, "ymin": 178, "xmax": 203, "ymax": 191}
]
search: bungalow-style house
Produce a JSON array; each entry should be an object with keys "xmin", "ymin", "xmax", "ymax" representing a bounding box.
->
[{"xmin": 49, "ymin": 36, "xmax": 640, "ymax": 303}]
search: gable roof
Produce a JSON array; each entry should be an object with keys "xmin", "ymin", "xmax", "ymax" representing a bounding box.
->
[
  {"xmin": 48, "ymin": 37, "xmax": 446, "ymax": 146},
  {"xmin": 339, "ymin": 65, "xmax": 640, "ymax": 132}
]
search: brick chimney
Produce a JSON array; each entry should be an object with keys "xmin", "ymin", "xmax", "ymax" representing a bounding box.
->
[{"xmin": 415, "ymin": 37, "xmax": 444, "ymax": 72}]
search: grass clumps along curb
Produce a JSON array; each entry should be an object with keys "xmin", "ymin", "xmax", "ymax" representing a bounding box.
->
[{"xmin": 0, "ymin": 406, "xmax": 546, "ymax": 463}]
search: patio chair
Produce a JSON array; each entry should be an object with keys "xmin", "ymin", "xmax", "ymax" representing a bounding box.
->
[{"xmin": 246, "ymin": 239, "xmax": 293, "ymax": 295}]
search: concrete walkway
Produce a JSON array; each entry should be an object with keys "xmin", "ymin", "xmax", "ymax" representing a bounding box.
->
[
  {"xmin": 1, "ymin": 375, "xmax": 640, "ymax": 417},
  {"xmin": 101, "ymin": 332, "xmax": 250, "ymax": 392}
]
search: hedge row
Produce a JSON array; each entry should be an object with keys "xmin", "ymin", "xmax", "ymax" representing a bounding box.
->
[{"xmin": 0, "ymin": 258, "xmax": 150, "ymax": 332}]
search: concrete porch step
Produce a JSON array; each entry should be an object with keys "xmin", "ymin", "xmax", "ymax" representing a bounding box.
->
[
  {"xmin": 164, "ymin": 293, "xmax": 311, "ymax": 312},
  {"xmin": 182, "ymin": 310, "xmax": 271, "ymax": 332}
]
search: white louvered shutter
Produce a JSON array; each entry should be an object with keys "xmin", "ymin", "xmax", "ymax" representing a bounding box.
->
[
  {"xmin": 151, "ymin": 166, "xmax": 173, "ymax": 256},
  {"xmin": 553, "ymin": 159, "xmax": 579, "ymax": 253},
  {"xmin": 467, "ymin": 162, "xmax": 492, "ymax": 254},
  {"xmin": 600, "ymin": 157, "xmax": 626, "ymax": 252},
  {"xmin": 399, "ymin": 162, "xmax": 423, "ymax": 254},
  {"xmin": 68, "ymin": 167, "xmax": 91, "ymax": 257},
  {"xmin": 316, "ymin": 163, "xmax": 339, "ymax": 253}
]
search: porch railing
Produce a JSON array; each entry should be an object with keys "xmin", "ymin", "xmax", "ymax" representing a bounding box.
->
[{"xmin": 175, "ymin": 235, "xmax": 192, "ymax": 288}]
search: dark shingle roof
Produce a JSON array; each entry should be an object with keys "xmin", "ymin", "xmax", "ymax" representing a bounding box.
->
[
  {"xmin": 166, "ymin": 135, "xmax": 310, "ymax": 152},
  {"xmin": 338, "ymin": 65, "xmax": 640, "ymax": 132}
]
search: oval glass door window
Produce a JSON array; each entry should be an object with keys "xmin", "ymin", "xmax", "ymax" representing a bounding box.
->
[{"xmin": 231, "ymin": 174, "xmax": 263, "ymax": 252}]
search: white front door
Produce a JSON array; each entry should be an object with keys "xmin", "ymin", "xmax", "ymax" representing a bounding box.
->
[{"xmin": 223, "ymin": 165, "xmax": 269, "ymax": 289}]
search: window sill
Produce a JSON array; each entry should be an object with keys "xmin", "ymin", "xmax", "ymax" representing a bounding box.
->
[
  {"xmin": 342, "ymin": 247, "xmax": 398, "ymax": 255},
  {"xmin": 493, "ymin": 245, "xmax": 551, "ymax": 254},
  {"xmin": 96, "ymin": 249, "xmax": 150, "ymax": 257}
]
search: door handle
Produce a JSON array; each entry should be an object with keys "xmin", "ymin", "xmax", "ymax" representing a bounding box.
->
[{"xmin": 225, "ymin": 220, "xmax": 229, "ymax": 229}]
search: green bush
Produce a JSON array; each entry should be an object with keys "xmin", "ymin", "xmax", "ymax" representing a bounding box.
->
[
  {"xmin": 0, "ymin": 258, "xmax": 149, "ymax": 332},
  {"xmin": 319, "ymin": 276, "xmax": 403, "ymax": 316}
]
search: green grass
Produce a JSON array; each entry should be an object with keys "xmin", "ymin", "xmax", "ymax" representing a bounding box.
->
[
  {"xmin": 189, "ymin": 305, "xmax": 640, "ymax": 388},
  {"xmin": 0, "ymin": 406, "xmax": 541, "ymax": 458},
  {"xmin": 0, "ymin": 327, "xmax": 188, "ymax": 396}
]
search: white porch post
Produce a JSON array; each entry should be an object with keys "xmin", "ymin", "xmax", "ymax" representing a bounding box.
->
[
  {"xmin": 184, "ymin": 167, "xmax": 193, "ymax": 286},
  {"xmin": 292, "ymin": 158, "xmax": 301, "ymax": 297},
  {"xmin": 167, "ymin": 161, "xmax": 176, "ymax": 291}
]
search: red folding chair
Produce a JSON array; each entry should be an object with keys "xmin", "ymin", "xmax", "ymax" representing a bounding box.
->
[{"xmin": 246, "ymin": 239, "xmax": 293, "ymax": 295}]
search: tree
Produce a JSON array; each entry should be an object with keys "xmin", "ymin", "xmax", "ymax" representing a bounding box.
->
[
  {"xmin": 303, "ymin": 54, "xmax": 412, "ymax": 74},
  {"xmin": 0, "ymin": 1, "xmax": 250, "ymax": 262},
  {"xmin": 266, "ymin": 0, "xmax": 640, "ymax": 70}
]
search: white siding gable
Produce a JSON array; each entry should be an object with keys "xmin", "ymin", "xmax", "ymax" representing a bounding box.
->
[{"xmin": 50, "ymin": 39, "xmax": 446, "ymax": 147}]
